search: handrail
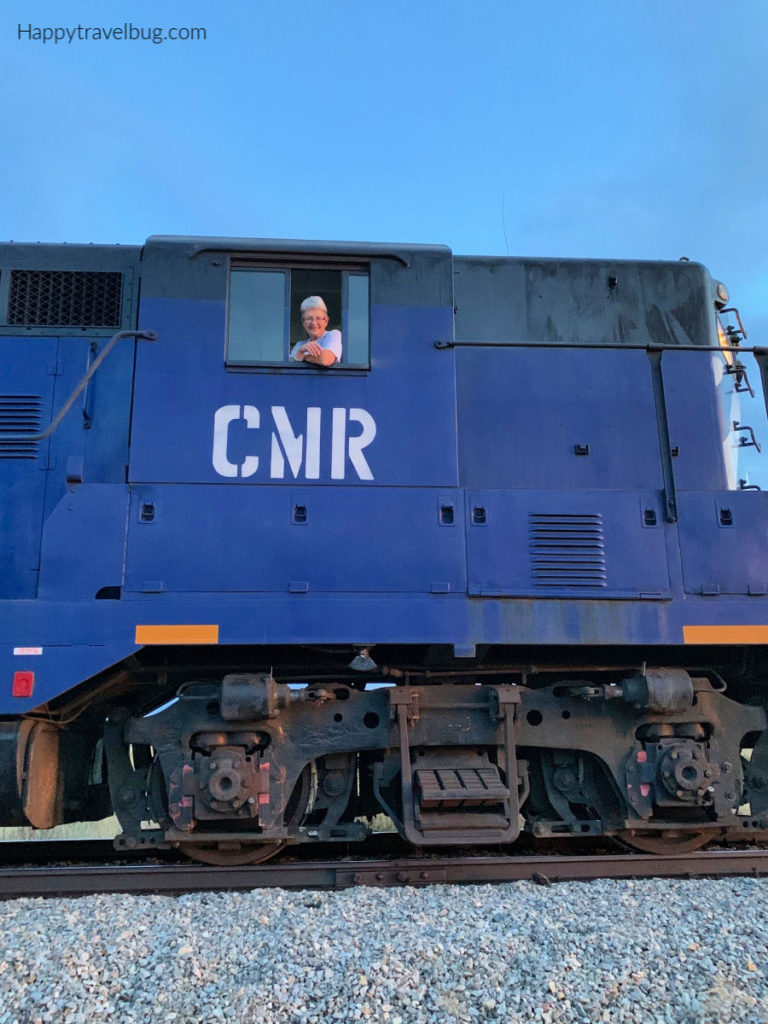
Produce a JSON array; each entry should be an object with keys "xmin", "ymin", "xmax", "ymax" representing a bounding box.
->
[
  {"xmin": 0, "ymin": 330, "xmax": 157, "ymax": 442},
  {"xmin": 435, "ymin": 339, "xmax": 767, "ymax": 353}
]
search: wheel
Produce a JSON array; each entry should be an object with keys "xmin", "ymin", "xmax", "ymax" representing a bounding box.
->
[
  {"xmin": 617, "ymin": 829, "xmax": 710, "ymax": 854},
  {"xmin": 146, "ymin": 760, "xmax": 314, "ymax": 865},
  {"xmin": 183, "ymin": 840, "xmax": 287, "ymax": 866}
]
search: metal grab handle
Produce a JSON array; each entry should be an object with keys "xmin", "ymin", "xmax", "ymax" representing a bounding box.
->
[
  {"xmin": 733, "ymin": 421, "xmax": 762, "ymax": 453},
  {"xmin": 0, "ymin": 329, "xmax": 157, "ymax": 442},
  {"xmin": 81, "ymin": 341, "xmax": 98, "ymax": 429},
  {"xmin": 435, "ymin": 339, "xmax": 766, "ymax": 352}
]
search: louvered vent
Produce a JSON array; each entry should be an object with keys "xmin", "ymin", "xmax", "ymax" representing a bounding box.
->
[
  {"xmin": 8, "ymin": 270, "xmax": 122, "ymax": 327},
  {"xmin": 530, "ymin": 513, "xmax": 606, "ymax": 588},
  {"xmin": 0, "ymin": 396, "xmax": 43, "ymax": 459}
]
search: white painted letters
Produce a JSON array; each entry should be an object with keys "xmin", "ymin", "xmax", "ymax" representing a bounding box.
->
[
  {"xmin": 270, "ymin": 406, "xmax": 321, "ymax": 479},
  {"xmin": 330, "ymin": 408, "xmax": 376, "ymax": 480},
  {"xmin": 211, "ymin": 405, "xmax": 376, "ymax": 481},
  {"xmin": 212, "ymin": 404, "xmax": 260, "ymax": 478},
  {"xmin": 347, "ymin": 408, "xmax": 376, "ymax": 481},
  {"xmin": 331, "ymin": 408, "xmax": 347, "ymax": 480}
]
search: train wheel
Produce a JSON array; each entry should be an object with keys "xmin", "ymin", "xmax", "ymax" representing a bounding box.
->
[
  {"xmin": 617, "ymin": 829, "xmax": 710, "ymax": 854},
  {"xmin": 183, "ymin": 840, "xmax": 288, "ymax": 866},
  {"xmin": 178, "ymin": 763, "xmax": 314, "ymax": 866}
]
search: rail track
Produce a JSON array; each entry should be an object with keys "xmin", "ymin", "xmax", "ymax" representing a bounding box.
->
[{"xmin": 2, "ymin": 842, "xmax": 768, "ymax": 899}]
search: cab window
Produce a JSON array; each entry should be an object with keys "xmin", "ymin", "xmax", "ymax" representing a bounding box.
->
[{"xmin": 226, "ymin": 263, "xmax": 369, "ymax": 368}]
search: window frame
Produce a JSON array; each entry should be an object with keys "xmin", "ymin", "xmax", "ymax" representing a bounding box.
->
[{"xmin": 225, "ymin": 256, "xmax": 371, "ymax": 372}]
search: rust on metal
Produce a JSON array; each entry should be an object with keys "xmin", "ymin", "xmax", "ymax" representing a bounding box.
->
[{"xmin": 3, "ymin": 848, "xmax": 768, "ymax": 900}]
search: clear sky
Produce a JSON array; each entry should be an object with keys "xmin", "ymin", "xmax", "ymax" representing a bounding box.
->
[{"xmin": 2, "ymin": 0, "xmax": 766, "ymax": 334}]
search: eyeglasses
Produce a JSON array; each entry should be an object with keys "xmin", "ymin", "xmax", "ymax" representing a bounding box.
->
[{"xmin": 302, "ymin": 315, "xmax": 328, "ymax": 324}]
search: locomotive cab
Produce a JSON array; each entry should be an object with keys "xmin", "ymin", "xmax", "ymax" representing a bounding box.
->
[{"xmin": 124, "ymin": 236, "xmax": 459, "ymax": 602}]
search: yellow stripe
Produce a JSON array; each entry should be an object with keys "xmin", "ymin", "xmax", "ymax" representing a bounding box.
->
[
  {"xmin": 135, "ymin": 625, "xmax": 219, "ymax": 645},
  {"xmin": 683, "ymin": 625, "xmax": 768, "ymax": 644}
]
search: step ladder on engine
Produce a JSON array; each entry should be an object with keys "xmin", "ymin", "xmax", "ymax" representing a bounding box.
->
[{"xmin": 375, "ymin": 687, "xmax": 522, "ymax": 845}]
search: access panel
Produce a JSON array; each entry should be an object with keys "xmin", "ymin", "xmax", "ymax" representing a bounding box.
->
[
  {"xmin": 124, "ymin": 485, "xmax": 466, "ymax": 595},
  {"xmin": 465, "ymin": 489, "xmax": 671, "ymax": 598},
  {"xmin": 0, "ymin": 338, "xmax": 57, "ymax": 598}
]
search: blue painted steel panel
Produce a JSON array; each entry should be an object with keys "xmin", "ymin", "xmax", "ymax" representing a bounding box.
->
[
  {"xmin": 0, "ymin": 623, "xmax": 139, "ymax": 713},
  {"xmin": 124, "ymin": 485, "xmax": 467, "ymax": 594},
  {"xmin": 456, "ymin": 348, "xmax": 663, "ymax": 490},
  {"xmin": 1, "ymin": 332, "xmax": 135, "ymax": 597},
  {"xmin": 0, "ymin": 338, "xmax": 57, "ymax": 598},
  {"xmin": 465, "ymin": 489, "xmax": 671, "ymax": 598},
  {"xmin": 662, "ymin": 350, "xmax": 731, "ymax": 490},
  {"xmin": 677, "ymin": 490, "xmax": 768, "ymax": 595},
  {"xmin": 6, "ymin": 585, "xmax": 768, "ymax": 712},
  {"xmin": 129, "ymin": 299, "xmax": 458, "ymax": 487},
  {"xmin": 41, "ymin": 335, "xmax": 137, "ymax": 524},
  {"xmin": 38, "ymin": 485, "xmax": 130, "ymax": 600}
]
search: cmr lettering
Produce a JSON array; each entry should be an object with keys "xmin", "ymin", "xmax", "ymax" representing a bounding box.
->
[{"xmin": 212, "ymin": 406, "xmax": 377, "ymax": 481}]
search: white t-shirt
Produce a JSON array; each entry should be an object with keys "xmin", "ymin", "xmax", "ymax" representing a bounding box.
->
[{"xmin": 290, "ymin": 329, "xmax": 342, "ymax": 363}]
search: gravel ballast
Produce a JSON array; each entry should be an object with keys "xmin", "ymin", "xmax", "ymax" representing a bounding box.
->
[{"xmin": 1, "ymin": 877, "xmax": 768, "ymax": 1023}]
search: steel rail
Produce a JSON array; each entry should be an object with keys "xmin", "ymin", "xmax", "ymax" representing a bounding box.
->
[{"xmin": 2, "ymin": 849, "xmax": 768, "ymax": 900}]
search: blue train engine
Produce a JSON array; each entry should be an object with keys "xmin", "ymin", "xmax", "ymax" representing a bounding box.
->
[{"xmin": 2, "ymin": 235, "xmax": 768, "ymax": 862}]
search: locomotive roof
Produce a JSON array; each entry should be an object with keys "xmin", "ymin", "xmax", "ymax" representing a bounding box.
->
[
  {"xmin": 0, "ymin": 237, "xmax": 710, "ymax": 276},
  {"xmin": 144, "ymin": 235, "xmax": 452, "ymax": 262}
]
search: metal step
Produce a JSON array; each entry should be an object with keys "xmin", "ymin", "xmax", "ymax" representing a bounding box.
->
[{"xmin": 415, "ymin": 767, "xmax": 510, "ymax": 809}]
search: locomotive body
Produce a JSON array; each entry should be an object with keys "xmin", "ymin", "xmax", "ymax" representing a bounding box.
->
[{"xmin": 2, "ymin": 235, "xmax": 768, "ymax": 860}]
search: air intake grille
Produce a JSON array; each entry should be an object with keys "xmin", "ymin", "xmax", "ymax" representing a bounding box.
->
[
  {"xmin": 0, "ymin": 396, "xmax": 43, "ymax": 459},
  {"xmin": 530, "ymin": 513, "xmax": 606, "ymax": 588},
  {"xmin": 8, "ymin": 270, "xmax": 122, "ymax": 327}
]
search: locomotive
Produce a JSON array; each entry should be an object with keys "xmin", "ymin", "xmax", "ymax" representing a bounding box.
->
[{"xmin": 2, "ymin": 234, "xmax": 768, "ymax": 864}]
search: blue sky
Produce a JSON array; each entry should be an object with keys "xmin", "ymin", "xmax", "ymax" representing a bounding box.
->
[{"xmin": 2, "ymin": 0, "xmax": 767, "ymax": 334}]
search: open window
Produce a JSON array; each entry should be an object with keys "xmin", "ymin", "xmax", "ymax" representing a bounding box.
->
[{"xmin": 226, "ymin": 260, "xmax": 369, "ymax": 368}]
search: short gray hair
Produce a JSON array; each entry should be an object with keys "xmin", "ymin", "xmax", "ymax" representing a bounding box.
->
[{"xmin": 300, "ymin": 295, "xmax": 328, "ymax": 315}]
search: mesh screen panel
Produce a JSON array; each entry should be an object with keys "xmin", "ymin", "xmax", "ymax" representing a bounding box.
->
[{"xmin": 8, "ymin": 270, "xmax": 122, "ymax": 327}]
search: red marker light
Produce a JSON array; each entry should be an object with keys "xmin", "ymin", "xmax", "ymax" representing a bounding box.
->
[{"xmin": 12, "ymin": 672, "xmax": 34, "ymax": 698}]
